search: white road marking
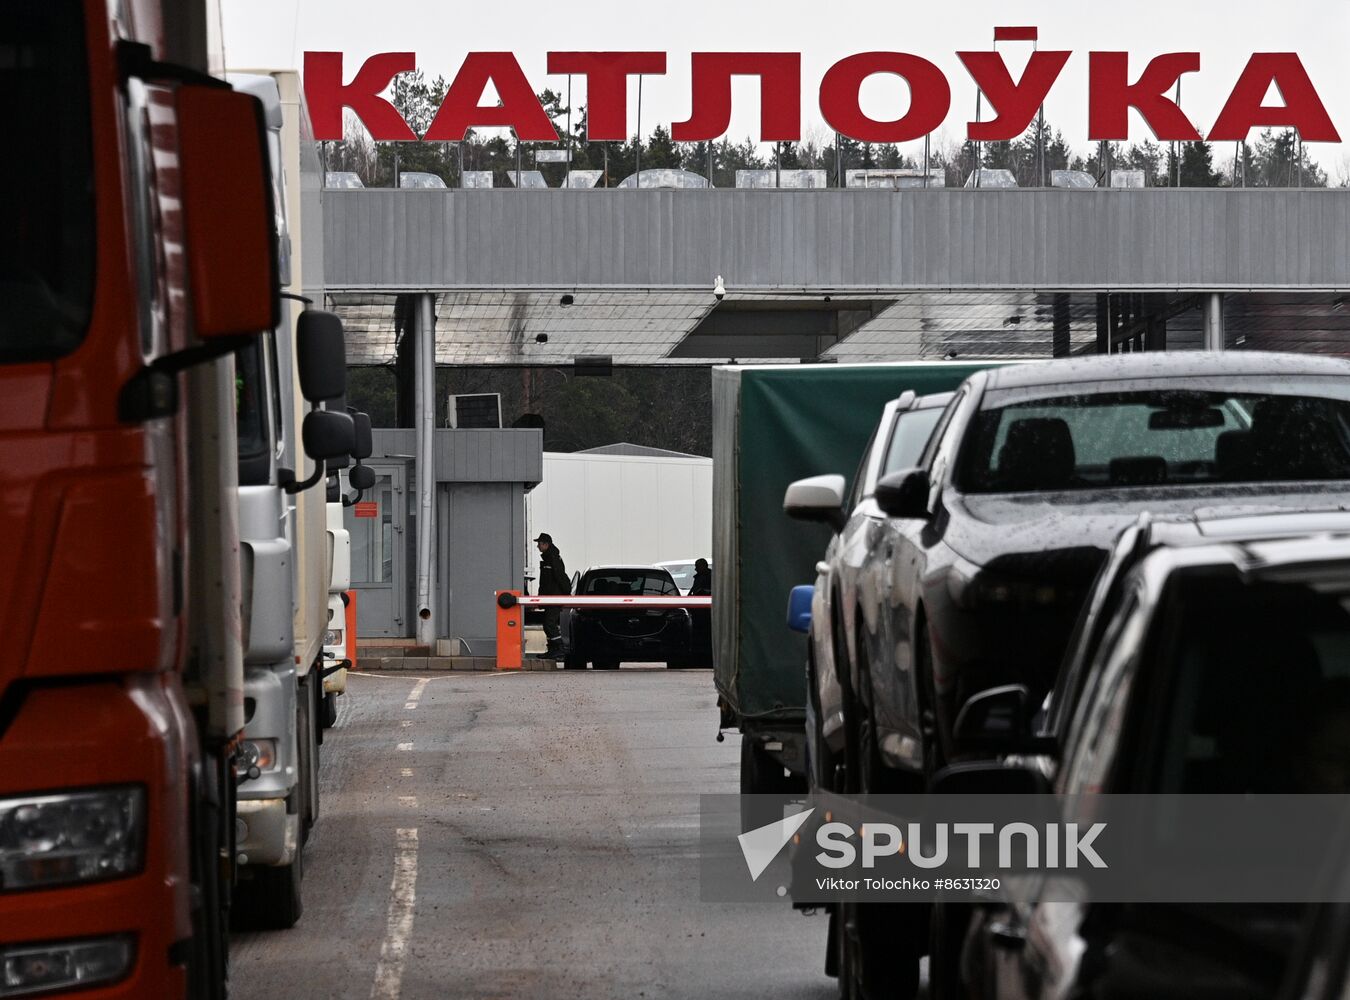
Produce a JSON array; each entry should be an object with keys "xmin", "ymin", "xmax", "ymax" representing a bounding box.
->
[
  {"xmin": 370, "ymin": 828, "xmax": 419, "ymax": 1000},
  {"xmin": 400, "ymin": 720, "xmax": 413, "ymax": 728},
  {"xmin": 397, "ymin": 742, "xmax": 413, "ymax": 752},
  {"xmin": 401, "ymin": 768, "xmax": 413, "ymax": 778},
  {"xmin": 407, "ymin": 678, "xmax": 430, "ymax": 705},
  {"xmin": 403, "ymin": 702, "xmax": 417, "ymax": 710}
]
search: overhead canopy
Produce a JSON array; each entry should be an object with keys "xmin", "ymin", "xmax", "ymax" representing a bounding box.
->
[{"xmin": 330, "ymin": 289, "xmax": 1350, "ymax": 366}]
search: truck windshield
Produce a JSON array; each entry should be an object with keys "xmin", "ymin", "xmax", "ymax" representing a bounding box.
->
[
  {"xmin": 957, "ymin": 388, "xmax": 1350, "ymax": 493},
  {"xmin": 0, "ymin": 1, "xmax": 94, "ymax": 364}
]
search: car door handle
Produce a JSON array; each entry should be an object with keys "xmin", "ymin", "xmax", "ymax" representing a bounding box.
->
[{"xmin": 988, "ymin": 920, "xmax": 1027, "ymax": 950}]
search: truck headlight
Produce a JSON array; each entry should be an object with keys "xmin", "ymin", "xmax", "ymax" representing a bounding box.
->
[
  {"xmin": 1, "ymin": 935, "xmax": 134, "ymax": 996},
  {"xmin": 238, "ymin": 740, "xmax": 277, "ymax": 773},
  {"xmin": 0, "ymin": 788, "xmax": 145, "ymax": 891},
  {"xmin": 324, "ymin": 628, "xmax": 343, "ymax": 647}
]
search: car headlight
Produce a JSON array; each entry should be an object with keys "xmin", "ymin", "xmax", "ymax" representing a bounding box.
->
[
  {"xmin": 324, "ymin": 628, "xmax": 343, "ymax": 647},
  {"xmin": 0, "ymin": 788, "xmax": 145, "ymax": 891},
  {"xmin": 948, "ymin": 558, "xmax": 1063, "ymax": 610},
  {"xmin": 1, "ymin": 935, "xmax": 135, "ymax": 996}
]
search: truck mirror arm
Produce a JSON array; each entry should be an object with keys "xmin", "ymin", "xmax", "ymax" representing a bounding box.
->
[{"xmin": 281, "ymin": 463, "xmax": 325, "ymax": 495}]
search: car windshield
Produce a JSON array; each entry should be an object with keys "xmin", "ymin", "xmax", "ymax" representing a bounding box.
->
[
  {"xmin": 0, "ymin": 1, "xmax": 94, "ymax": 364},
  {"xmin": 661, "ymin": 563, "xmax": 695, "ymax": 589},
  {"xmin": 883, "ymin": 407, "xmax": 944, "ymax": 474},
  {"xmin": 584, "ymin": 571, "xmax": 679, "ymax": 596},
  {"xmin": 957, "ymin": 388, "xmax": 1350, "ymax": 493},
  {"xmin": 1144, "ymin": 574, "xmax": 1350, "ymax": 794}
]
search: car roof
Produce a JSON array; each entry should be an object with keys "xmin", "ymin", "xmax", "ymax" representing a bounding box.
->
[
  {"xmin": 582, "ymin": 564, "xmax": 670, "ymax": 573},
  {"xmin": 982, "ymin": 351, "xmax": 1350, "ymax": 392}
]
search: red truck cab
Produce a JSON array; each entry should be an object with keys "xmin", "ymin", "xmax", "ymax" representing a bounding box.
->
[{"xmin": 0, "ymin": 2, "xmax": 277, "ymax": 995}]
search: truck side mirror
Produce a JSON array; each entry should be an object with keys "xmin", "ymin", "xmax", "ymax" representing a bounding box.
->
[
  {"xmin": 783, "ymin": 474, "xmax": 847, "ymax": 533},
  {"xmin": 302, "ymin": 409, "xmax": 355, "ymax": 461},
  {"xmin": 875, "ymin": 468, "xmax": 931, "ymax": 519},
  {"xmin": 352, "ymin": 412, "xmax": 373, "ymax": 460},
  {"xmin": 176, "ymin": 85, "xmax": 280, "ymax": 341},
  {"xmin": 296, "ymin": 310, "xmax": 347, "ymax": 403},
  {"xmin": 349, "ymin": 465, "xmax": 376, "ymax": 491}
]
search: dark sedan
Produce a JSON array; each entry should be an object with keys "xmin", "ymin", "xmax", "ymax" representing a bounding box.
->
[
  {"xmin": 869, "ymin": 351, "xmax": 1350, "ymax": 778},
  {"xmin": 562, "ymin": 565, "xmax": 692, "ymax": 670}
]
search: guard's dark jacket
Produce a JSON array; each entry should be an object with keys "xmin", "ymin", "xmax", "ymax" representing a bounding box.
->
[{"xmin": 538, "ymin": 547, "xmax": 571, "ymax": 595}]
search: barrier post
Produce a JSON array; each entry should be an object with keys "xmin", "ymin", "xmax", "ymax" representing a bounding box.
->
[{"xmin": 495, "ymin": 591, "xmax": 523, "ymax": 670}]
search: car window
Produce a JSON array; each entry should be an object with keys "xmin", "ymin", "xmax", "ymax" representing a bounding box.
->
[
  {"xmin": 919, "ymin": 389, "xmax": 966, "ymax": 471},
  {"xmin": 1057, "ymin": 587, "xmax": 1147, "ymax": 795},
  {"xmin": 848, "ymin": 418, "xmax": 884, "ymax": 509},
  {"xmin": 584, "ymin": 571, "xmax": 679, "ymax": 596},
  {"xmin": 1134, "ymin": 574, "xmax": 1350, "ymax": 794},
  {"xmin": 1043, "ymin": 524, "xmax": 1144, "ymax": 738},
  {"xmin": 662, "ymin": 563, "xmax": 695, "ymax": 590},
  {"xmin": 882, "ymin": 407, "xmax": 945, "ymax": 476},
  {"xmin": 956, "ymin": 388, "xmax": 1350, "ymax": 493}
]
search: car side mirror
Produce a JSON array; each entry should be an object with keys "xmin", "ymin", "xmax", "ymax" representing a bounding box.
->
[
  {"xmin": 302, "ymin": 409, "xmax": 355, "ymax": 461},
  {"xmin": 349, "ymin": 464, "xmax": 376, "ymax": 491},
  {"xmin": 952, "ymin": 684, "xmax": 1056, "ymax": 756},
  {"xmin": 296, "ymin": 310, "xmax": 347, "ymax": 404},
  {"xmin": 352, "ymin": 412, "xmax": 373, "ymax": 460},
  {"xmin": 875, "ymin": 468, "xmax": 931, "ymax": 519},
  {"xmin": 176, "ymin": 85, "xmax": 280, "ymax": 341},
  {"xmin": 783, "ymin": 474, "xmax": 847, "ymax": 533},
  {"xmin": 786, "ymin": 585, "xmax": 814, "ymax": 634}
]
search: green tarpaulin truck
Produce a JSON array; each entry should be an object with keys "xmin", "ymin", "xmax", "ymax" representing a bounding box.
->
[{"xmin": 711, "ymin": 362, "xmax": 997, "ymax": 794}]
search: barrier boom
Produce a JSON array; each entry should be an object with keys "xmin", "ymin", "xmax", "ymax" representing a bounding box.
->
[{"xmin": 493, "ymin": 590, "xmax": 712, "ymax": 670}]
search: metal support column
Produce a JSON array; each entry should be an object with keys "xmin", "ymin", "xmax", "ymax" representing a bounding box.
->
[
  {"xmin": 1095, "ymin": 294, "xmax": 1110, "ymax": 354},
  {"xmin": 415, "ymin": 294, "xmax": 437, "ymax": 647},
  {"xmin": 1052, "ymin": 293, "xmax": 1070, "ymax": 357},
  {"xmin": 1203, "ymin": 293, "xmax": 1225, "ymax": 351}
]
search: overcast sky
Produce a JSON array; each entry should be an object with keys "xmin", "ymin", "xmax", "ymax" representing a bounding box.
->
[{"xmin": 221, "ymin": 0, "xmax": 1350, "ymax": 175}]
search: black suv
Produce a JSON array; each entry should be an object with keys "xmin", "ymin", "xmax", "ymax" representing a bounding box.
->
[{"xmin": 864, "ymin": 351, "xmax": 1350, "ymax": 781}]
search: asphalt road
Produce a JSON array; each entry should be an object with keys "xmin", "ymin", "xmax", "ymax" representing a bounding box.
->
[{"xmin": 231, "ymin": 667, "xmax": 835, "ymax": 1000}]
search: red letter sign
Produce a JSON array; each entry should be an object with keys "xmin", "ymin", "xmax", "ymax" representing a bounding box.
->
[
  {"xmin": 1089, "ymin": 52, "xmax": 1201, "ymax": 141},
  {"xmin": 425, "ymin": 52, "xmax": 559, "ymax": 142},
  {"xmin": 547, "ymin": 52, "xmax": 667, "ymax": 141},
  {"xmin": 672, "ymin": 53, "xmax": 801, "ymax": 142},
  {"xmin": 1210, "ymin": 53, "xmax": 1340, "ymax": 142},
  {"xmin": 960, "ymin": 50, "xmax": 1070, "ymax": 141},
  {"xmin": 304, "ymin": 51, "xmax": 417, "ymax": 141},
  {"xmin": 820, "ymin": 53, "xmax": 950, "ymax": 143}
]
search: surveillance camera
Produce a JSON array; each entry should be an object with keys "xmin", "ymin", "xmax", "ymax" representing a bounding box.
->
[{"xmin": 713, "ymin": 275, "xmax": 726, "ymax": 301}]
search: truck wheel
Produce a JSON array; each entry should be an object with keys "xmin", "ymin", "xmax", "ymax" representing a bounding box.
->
[
  {"xmin": 321, "ymin": 691, "xmax": 338, "ymax": 729},
  {"xmin": 837, "ymin": 901, "xmax": 922, "ymax": 1000},
  {"xmin": 594, "ymin": 658, "xmax": 620, "ymax": 670},
  {"xmin": 563, "ymin": 653, "xmax": 586, "ymax": 670},
  {"xmin": 233, "ymin": 851, "xmax": 304, "ymax": 931}
]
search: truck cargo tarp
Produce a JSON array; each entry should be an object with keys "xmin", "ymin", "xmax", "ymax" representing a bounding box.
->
[{"xmin": 712, "ymin": 362, "xmax": 1000, "ymax": 726}]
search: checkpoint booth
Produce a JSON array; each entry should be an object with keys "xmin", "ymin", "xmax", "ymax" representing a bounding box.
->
[{"xmin": 347, "ymin": 427, "xmax": 543, "ymax": 655}]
